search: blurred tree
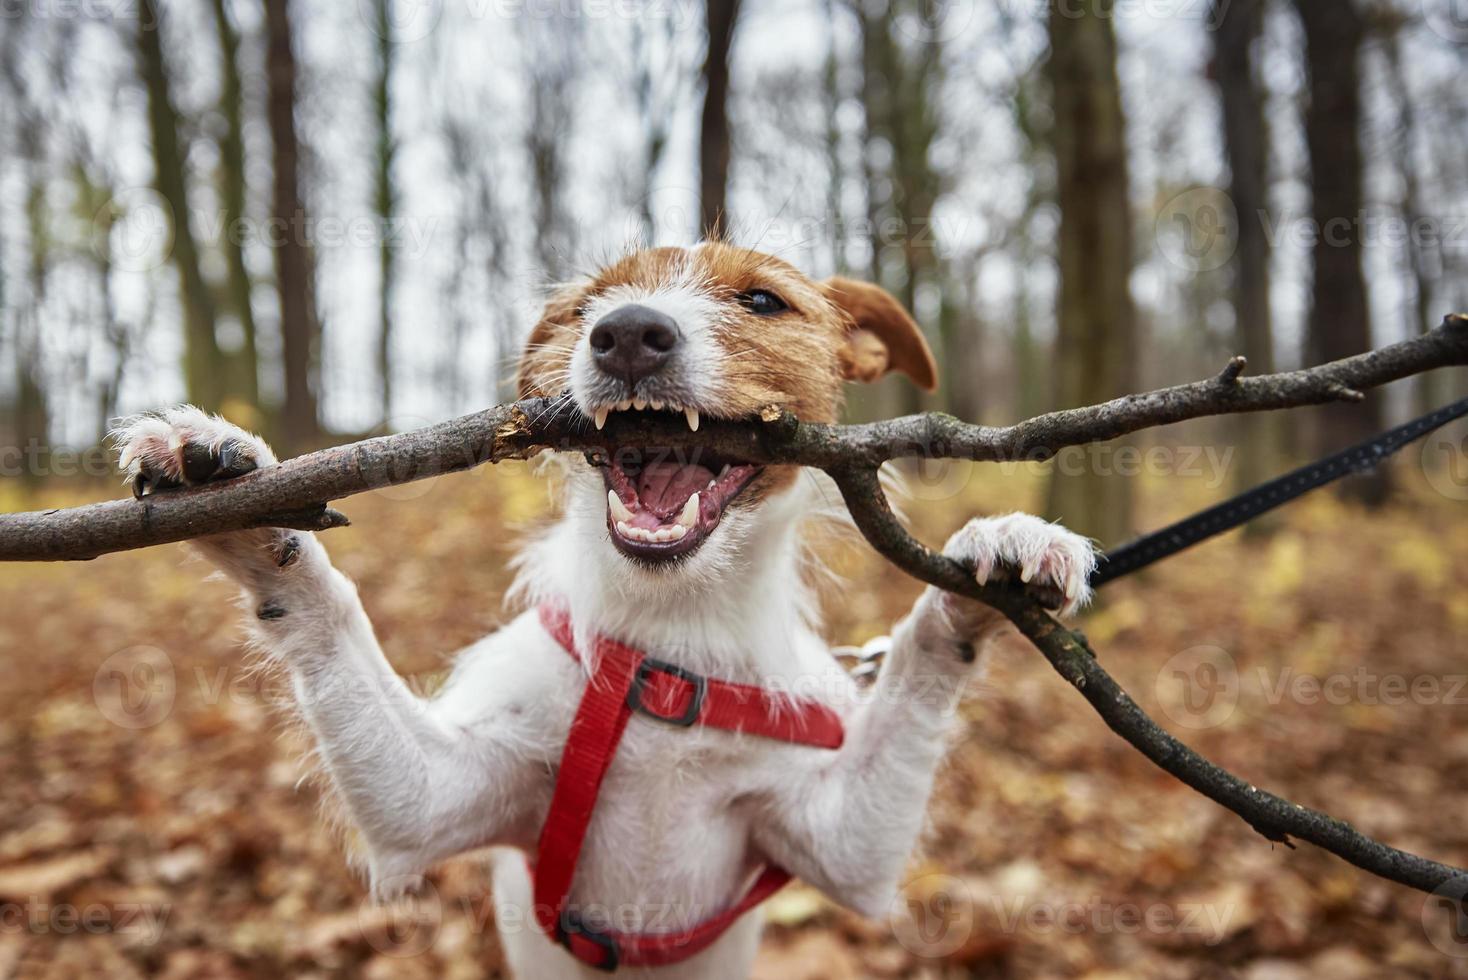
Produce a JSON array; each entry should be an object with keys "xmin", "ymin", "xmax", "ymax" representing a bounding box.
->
[
  {"xmin": 1292, "ymin": 0, "xmax": 1387, "ymax": 504},
  {"xmin": 700, "ymin": 0, "xmax": 741, "ymax": 238},
  {"xmin": 1212, "ymin": 0, "xmax": 1280, "ymax": 499},
  {"xmin": 208, "ymin": 0, "xmax": 261, "ymax": 416},
  {"xmin": 1376, "ymin": 7, "xmax": 1445, "ymax": 417},
  {"xmin": 852, "ymin": 0, "xmax": 944, "ymax": 419},
  {"xmin": 1042, "ymin": 0, "xmax": 1137, "ymax": 547},
  {"xmin": 16, "ymin": 125, "xmax": 50, "ymax": 486},
  {"xmin": 371, "ymin": 0, "xmax": 396, "ymax": 425},
  {"xmin": 264, "ymin": 0, "xmax": 321, "ymax": 452},
  {"xmin": 821, "ymin": 0, "xmax": 846, "ymax": 274},
  {"xmin": 522, "ymin": 15, "xmax": 581, "ymax": 280},
  {"xmin": 629, "ymin": 16, "xmax": 680, "ymax": 242},
  {"xmin": 137, "ymin": 0, "xmax": 225, "ymax": 411}
]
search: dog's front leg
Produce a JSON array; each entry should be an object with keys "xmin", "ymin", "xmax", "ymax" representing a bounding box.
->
[
  {"xmin": 756, "ymin": 513, "xmax": 1096, "ymax": 917},
  {"xmin": 116, "ymin": 407, "xmax": 544, "ymax": 886}
]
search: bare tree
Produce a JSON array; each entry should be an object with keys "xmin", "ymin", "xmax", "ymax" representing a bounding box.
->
[
  {"xmin": 1043, "ymin": 0, "xmax": 1138, "ymax": 547},
  {"xmin": 371, "ymin": 0, "xmax": 396, "ymax": 424},
  {"xmin": 137, "ymin": 0, "xmax": 225, "ymax": 410},
  {"xmin": 1375, "ymin": 8, "xmax": 1445, "ymax": 416},
  {"xmin": 1213, "ymin": 0, "xmax": 1280, "ymax": 497},
  {"xmin": 264, "ymin": 0, "xmax": 320, "ymax": 452},
  {"xmin": 521, "ymin": 15, "xmax": 581, "ymax": 280},
  {"xmin": 209, "ymin": 0, "xmax": 260, "ymax": 414},
  {"xmin": 1292, "ymin": 0, "xmax": 1386, "ymax": 503},
  {"xmin": 628, "ymin": 15, "xmax": 680, "ymax": 242},
  {"xmin": 699, "ymin": 0, "xmax": 741, "ymax": 238}
]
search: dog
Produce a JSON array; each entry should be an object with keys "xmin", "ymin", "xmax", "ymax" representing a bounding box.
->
[{"xmin": 116, "ymin": 243, "xmax": 1095, "ymax": 978}]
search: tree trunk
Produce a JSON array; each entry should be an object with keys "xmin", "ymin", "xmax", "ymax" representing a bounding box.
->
[
  {"xmin": 1043, "ymin": 0, "xmax": 1137, "ymax": 547},
  {"xmin": 1213, "ymin": 0, "xmax": 1279, "ymax": 499},
  {"xmin": 1292, "ymin": 0, "xmax": 1387, "ymax": 504},
  {"xmin": 522, "ymin": 17, "xmax": 579, "ymax": 280},
  {"xmin": 372, "ymin": 0, "xmax": 396, "ymax": 424},
  {"xmin": 851, "ymin": 0, "xmax": 937, "ymax": 419},
  {"xmin": 699, "ymin": 0, "xmax": 740, "ymax": 239},
  {"xmin": 264, "ymin": 0, "xmax": 320, "ymax": 452},
  {"xmin": 16, "ymin": 164, "xmax": 51, "ymax": 489},
  {"xmin": 1378, "ymin": 20, "xmax": 1444, "ymax": 417},
  {"xmin": 137, "ymin": 0, "xmax": 224, "ymax": 410},
  {"xmin": 208, "ymin": 0, "xmax": 260, "ymax": 414}
]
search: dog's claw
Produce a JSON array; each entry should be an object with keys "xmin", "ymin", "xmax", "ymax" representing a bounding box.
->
[
  {"xmin": 275, "ymin": 535, "xmax": 301, "ymax": 568},
  {"xmin": 181, "ymin": 439, "xmax": 220, "ymax": 484},
  {"xmin": 215, "ymin": 441, "xmax": 260, "ymax": 481}
]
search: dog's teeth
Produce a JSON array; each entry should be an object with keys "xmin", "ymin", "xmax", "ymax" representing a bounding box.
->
[
  {"xmin": 650, "ymin": 399, "xmax": 664, "ymax": 411},
  {"xmin": 608, "ymin": 489, "xmax": 634, "ymax": 523},
  {"xmin": 1020, "ymin": 560, "xmax": 1039, "ymax": 584},
  {"xmin": 667, "ymin": 523, "xmax": 687, "ymax": 540},
  {"xmin": 707, "ymin": 480, "xmax": 716, "ymax": 490},
  {"xmin": 633, "ymin": 397, "xmax": 648, "ymax": 411},
  {"xmin": 685, "ymin": 408, "xmax": 700, "ymax": 431},
  {"xmin": 616, "ymin": 521, "xmax": 632, "ymax": 537},
  {"xmin": 678, "ymin": 492, "xmax": 699, "ymax": 528},
  {"xmin": 718, "ymin": 464, "xmax": 731, "ymax": 480},
  {"xmin": 617, "ymin": 400, "xmax": 632, "ymax": 411},
  {"xmin": 593, "ymin": 407, "xmax": 609, "ymax": 430}
]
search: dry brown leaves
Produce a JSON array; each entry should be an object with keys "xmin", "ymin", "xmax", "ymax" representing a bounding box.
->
[{"xmin": 2, "ymin": 458, "xmax": 1466, "ymax": 978}]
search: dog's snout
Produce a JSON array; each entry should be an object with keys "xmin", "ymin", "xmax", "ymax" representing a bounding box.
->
[{"xmin": 589, "ymin": 304, "xmax": 681, "ymax": 385}]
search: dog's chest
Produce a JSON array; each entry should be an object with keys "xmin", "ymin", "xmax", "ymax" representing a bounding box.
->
[{"xmin": 562, "ymin": 718, "xmax": 774, "ymax": 915}]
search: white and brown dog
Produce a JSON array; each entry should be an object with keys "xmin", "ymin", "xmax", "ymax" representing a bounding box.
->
[{"xmin": 116, "ymin": 244, "xmax": 1095, "ymax": 978}]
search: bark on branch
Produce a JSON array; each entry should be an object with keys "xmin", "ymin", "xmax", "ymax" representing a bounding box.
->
[{"xmin": 3, "ymin": 313, "xmax": 1467, "ymax": 897}]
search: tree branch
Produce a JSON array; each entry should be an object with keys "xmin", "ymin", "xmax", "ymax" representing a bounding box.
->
[
  {"xmin": 2, "ymin": 315, "xmax": 1466, "ymax": 896},
  {"xmin": 830, "ymin": 465, "xmax": 1466, "ymax": 897},
  {"xmin": 5, "ymin": 314, "xmax": 1465, "ymax": 563}
]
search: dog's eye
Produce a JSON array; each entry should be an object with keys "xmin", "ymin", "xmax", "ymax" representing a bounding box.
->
[{"xmin": 739, "ymin": 289, "xmax": 789, "ymax": 316}]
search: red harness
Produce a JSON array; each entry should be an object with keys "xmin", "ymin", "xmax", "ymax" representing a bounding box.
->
[{"xmin": 533, "ymin": 604, "xmax": 845, "ymax": 972}]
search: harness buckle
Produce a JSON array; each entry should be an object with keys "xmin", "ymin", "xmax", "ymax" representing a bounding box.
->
[
  {"xmin": 626, "ymin": 657, "xmax": 707, "ymax": 727},
  {"xmin": 555, "ymin": 909, "xmax": 621, "ymax": 973}
]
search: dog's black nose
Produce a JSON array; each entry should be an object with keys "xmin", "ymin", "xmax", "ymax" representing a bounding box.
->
[{"xmin": 588, "ymin": 305, "xmax": 681, "ymax": 385}]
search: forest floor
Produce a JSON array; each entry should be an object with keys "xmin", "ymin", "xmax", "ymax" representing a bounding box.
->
[{"xmin": 1, "ymin": 456, "xmax": 1467, "ymax": 979}]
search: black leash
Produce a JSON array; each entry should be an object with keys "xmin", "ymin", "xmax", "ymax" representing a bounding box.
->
[{"xmin": 1091, "ymin": 395, "xmax": 1468, "ymax": 588}]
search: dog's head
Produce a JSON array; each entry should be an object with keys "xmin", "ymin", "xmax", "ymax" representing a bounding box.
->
[{"xmin": 518, "ymin": 243, "xmax": 936, "ymax": 572}]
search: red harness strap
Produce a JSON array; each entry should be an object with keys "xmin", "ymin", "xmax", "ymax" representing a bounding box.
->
[{"xmin": 533, "ymin": 603, "xmax": 844, "ymax": 972}]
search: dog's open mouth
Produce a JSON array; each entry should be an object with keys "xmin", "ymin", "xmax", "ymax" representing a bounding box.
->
[{"xmin": 596, "ymin": 437, "xmax": 762, "ymax": 563}]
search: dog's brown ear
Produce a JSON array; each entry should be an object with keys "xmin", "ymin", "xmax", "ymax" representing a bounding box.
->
[
  {"xmin": 822, "ymin": 277, "xmax": 938, "ymax": 392},
  {"xmin": 516, "ymin": 284, "xmax": 587, "ymax": 398}
]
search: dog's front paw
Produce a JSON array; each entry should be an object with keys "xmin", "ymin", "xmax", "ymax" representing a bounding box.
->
[
  {"xmin": 944, "ymin": 513, "xmax": 1096, "ymax": 616},
  {"xmin": 114, "ymin": 405, "xmax": 276, "ymax": 499}
]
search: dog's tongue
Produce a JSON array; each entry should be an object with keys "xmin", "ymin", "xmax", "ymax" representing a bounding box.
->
[{"xmin": 637, "ymin": 461, "xmax": 714, "ymax": 517}]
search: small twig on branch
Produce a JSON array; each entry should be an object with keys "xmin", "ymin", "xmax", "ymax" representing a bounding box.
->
[
  {"xmin": 1217, "ymin": 355, "xmax": 1248, "ymax": 385},
  {"xmin": 2, "ymin": 314, "xmax": 1466, "ymax": 897}
]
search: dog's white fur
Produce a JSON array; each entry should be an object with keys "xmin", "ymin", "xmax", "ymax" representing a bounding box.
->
[{"xmin": 116, "ymin": 261, "xmax": 1095, "ymax": 979}]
